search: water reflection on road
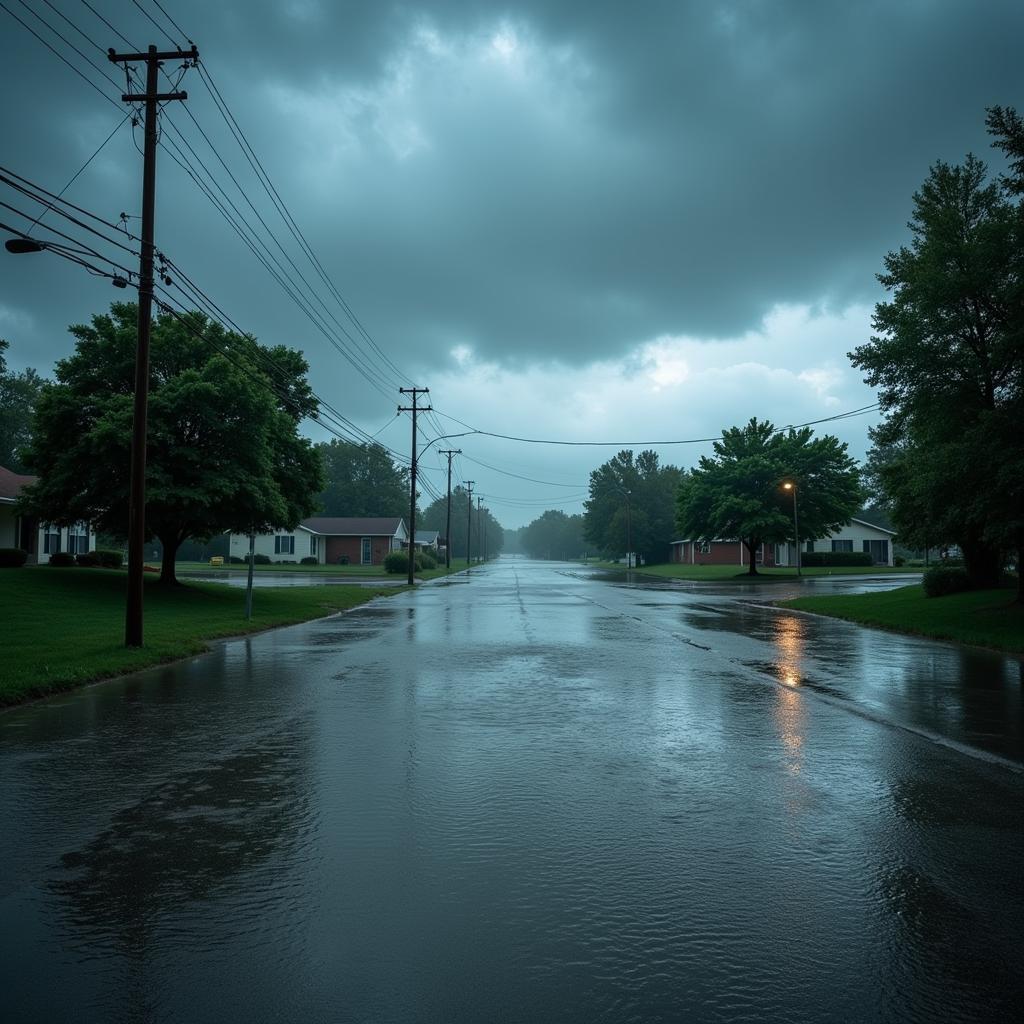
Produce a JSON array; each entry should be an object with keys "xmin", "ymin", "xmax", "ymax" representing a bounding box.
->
[{"xmin": 1, "ymin": 560, "xmax": 1021, "ymax": 1022}]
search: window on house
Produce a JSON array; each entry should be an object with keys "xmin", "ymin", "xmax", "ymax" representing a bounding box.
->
[
  {"xmin": 805, "ymin": 539, "xmax": 815, "ymax": 553},
  {"xmin": 274, "ymin": 535, "xmax": 295, "ymax": 555},
  {"xmin": 43, "ymin": 524, "xmax": 61, "ymax": 554},
  {"xmin": 310, "ymin": 535, "xmax": 318, "ymax": 556},
  {"xmin": 68, "ymin": 522, "xmax": 89, "ymax": 554},
  {"xmin": 831, "ymin": 539, "xmax": 854, "ymax": 552}
]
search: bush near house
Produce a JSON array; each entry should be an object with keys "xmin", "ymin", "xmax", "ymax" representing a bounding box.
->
[
  {"xmin": 801, "ymin": 551, "xmax": 873, "ymax": 567},
  {"xmin": 384, "ymin": 550, "xmax": 426, "ymax": 574},
  {"xmin": 300, "ymin": 556, "xmax": 318, "ymax": 565},
  {"xmin": 245, "ymin": 553, "xmax": 272, "ymax": 565},
  {"xmin": 420, "ymin": 551, "xmax": 437, "ymax": 569},
  {"xmin": 49, "ymin": 552, "xmax": 75, "ymax": 567},
  {"xmin": 923, "ymin": 565, "xmax": 972, "ymax": 598},
  {"xmin": 95, "ymin": 549, "xmax": 123, "ymax": 568},
  {"xmin": 76, "ymin": 552, "xmax": 101, "ymax": 567},
  {"xmin": 0, "ymin": 548, "xmax": 28, "ymax": 567}
]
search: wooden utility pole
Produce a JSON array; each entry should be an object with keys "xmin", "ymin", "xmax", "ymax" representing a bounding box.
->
[
  {"xmin": 438, "ymin": 449, "xmax": 461, "ymax": 569},
  {"xmin": 108, "ymin": 43, "xmax": 197, "ymax": 647},
  {"xmin": 477, "ymin": 496, "xmax": 483, "ymax": 565},
  {"xmin": 464, "ymin": 481, "xmax": 474, "ymax": 568},
  {"xmin": 398, "ymin": 387, "xmax": 431, "ymax": 586}
]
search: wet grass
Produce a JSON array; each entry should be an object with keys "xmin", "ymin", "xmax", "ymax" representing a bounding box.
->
[
  {"xmin": 0, "ymin": 567, "xmax": 398, "ymax": 706},
  {"xmin": 782, "ymin": 584, "xmax": 1024, "ymax": 653},
  {"xmin": 166, "ymin": 560, "xmax": 464, "ymax": 580},
  {"xmin": 584, "ymin": 561, "xmax": 918, "ymax": 581}
]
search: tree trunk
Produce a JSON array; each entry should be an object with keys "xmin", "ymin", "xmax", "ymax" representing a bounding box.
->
[
  {"xmin": 159, "ymin": 533, "xmax": 181, "ymax": 585},
  {"xmin": 961, "ymin": 538, "xmax": 1001, "ymax": 590},
  {"xmin": 1018, "ymin": 546, "xmax": 1023, "ymax": 604},
  {"xmin": 745, "ymin": 537, "xmax": 759, "ymax": 575}
]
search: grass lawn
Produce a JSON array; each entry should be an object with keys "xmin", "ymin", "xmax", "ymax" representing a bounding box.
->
[
  {"xmin": 165, "ymin": 560, "xmax": 467, "ymax": 580},
  {"xmin": 583, "ymin": 561, "xmax": 919, "ymax": 582},
  {"xmin": 0, "ymin": 567, "xmax": 399, "ymax": 706},
  {"xmin": 782, "ymin": 584, "xmax": 1024, "ymax": 653}
]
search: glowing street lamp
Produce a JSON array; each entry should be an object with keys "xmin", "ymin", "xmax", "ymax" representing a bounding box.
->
[{"xmin": 782, "ymin": 480, "xmax": 801, "ymax": 576}]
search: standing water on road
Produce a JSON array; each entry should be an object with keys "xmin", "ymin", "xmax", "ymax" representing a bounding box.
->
[{"xmin": 2, "ymin": 559, "xmax": 1022, "ymax": 1022}]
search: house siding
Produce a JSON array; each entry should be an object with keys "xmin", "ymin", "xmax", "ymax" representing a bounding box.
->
[{"xmin": 325, "ymin": 535, "xmax": 394, "ymax": 565}]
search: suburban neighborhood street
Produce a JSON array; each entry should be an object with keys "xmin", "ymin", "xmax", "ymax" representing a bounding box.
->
[{"xmin": 2, "ymin": 560, "xmax": 1022, "ymax": 1023}]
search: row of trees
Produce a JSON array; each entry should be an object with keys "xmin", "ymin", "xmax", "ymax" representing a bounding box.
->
[
  {"xmin": 4, "ymin": 303, "xmax": 504, "ymax": 581},
  {"xmin": 418, "ymin": 484, "xmax": 504, "ymax": 561}
]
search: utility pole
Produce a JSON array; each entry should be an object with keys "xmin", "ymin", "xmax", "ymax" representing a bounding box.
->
[
  {"xmin": 108, "ymin": 43, "xmax": 197, "ymax": 647},
  {"xmin": 464, "ymin": 481, "xmax": 475, "ymax": 568},
  {"xmin": 477, "ymin": 497, "xmax": 483, "ymax": 565},
  {"xmin": 438, "ymin": 449, "xmax": 462, "ymax": 570},
  {"xmin": 398, "ymin": 387, "xmax": 431, "ymax": 586},
  {"xmin": 482, "ymin": 505, "xmax": 488, "ymax": 563}
]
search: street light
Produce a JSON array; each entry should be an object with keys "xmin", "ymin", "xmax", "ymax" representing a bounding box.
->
[{"xmin": 782, "ymin": 480, "xmax": 801, "ymax": 576}]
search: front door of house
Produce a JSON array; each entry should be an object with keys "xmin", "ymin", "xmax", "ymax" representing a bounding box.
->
[{"xmin": 361, "ymin": 537, "xmax": 372, "ymax": 564}]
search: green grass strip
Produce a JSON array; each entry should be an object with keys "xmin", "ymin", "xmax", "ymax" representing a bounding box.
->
[
  {"xmin": 782, "ymin": 584, "xmax": 1024, "ymax": 653},
  {"xmin": 0, "ymin": 568, "xmax": 399, "ymax": 706}
]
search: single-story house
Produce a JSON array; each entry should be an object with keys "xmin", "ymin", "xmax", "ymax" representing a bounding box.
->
[
  {"xmin": 229, "ymin": 516, "xmax": 408, "ymax": 566},
  {"xmin": 0, "ymin": 465, "xmax": 98, "ymax": 564},
  {"xmin": 671, "ymin": 518, "xmax": 898, "ymax": 568},
  {"xmin": 413, "ymin": 530, "xmax": 440, "ymax": 552}
]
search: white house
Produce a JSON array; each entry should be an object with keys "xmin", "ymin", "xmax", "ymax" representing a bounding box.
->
[
  {"xmin": 229, "ymin": 517, "xmax": 409, "ymax": 566},
  {"xmin": 0, "ymin": 466, "xmax": 98, "ymax": 563},
  {"xmin": 773, "ymin": 517, "xmax": 897, "ymax": 567}
]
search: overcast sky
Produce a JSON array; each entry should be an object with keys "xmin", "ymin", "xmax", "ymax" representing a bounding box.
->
[{"xmin": 1, "ymin": 1, "xmax": 1021, "ymax": 527}]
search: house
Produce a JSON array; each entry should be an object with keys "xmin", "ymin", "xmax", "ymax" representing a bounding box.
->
[
  {"xmin": 413, "ymin": 530, "xmax": 440, "ymax": 552},
  {"xmin": 0, "ymin": 465, "xmax": 98, "ymax": 564},
  {"xmin": 228, "ymin": 516, "xmax": 408, "ymax": 566},
  {"xmin": 671, "ymin": 517, "xmax": 898, "ymax": 568}
]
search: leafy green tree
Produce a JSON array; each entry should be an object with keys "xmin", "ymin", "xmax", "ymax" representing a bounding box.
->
[
  {"xmin": 0, "ymin": 339, "xmax": 45, "ymax": 474},
  {"xmin": 850, "ymin": 140, "xmax": 1023, "ymax": 590},
  {"xmin": 676, "ymin": 418, "xmax": 861, "ymax": 574},
  {"xmin": 316, "ymin": 440, "xmax": 408, "ymax": 517},
  {"xmin": 584, "ymin": 449, "xmax": 683, "ymax": 564},
  {"xmin": 20, "ymin": 303, "xmax": 323, "ymax": 583},
  {"xmin": 521, "ymin": 509, "xmax": 586, "ymax": 560}
]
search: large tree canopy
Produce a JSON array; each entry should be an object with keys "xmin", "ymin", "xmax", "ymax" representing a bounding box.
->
[
  {"xmin": 316, "ymin": 440, "xmax": 408, "ymax": 518},
  {"xmin": 21, "ymin": 303, "xmax": 324, "ymax": 582},
  {"xmin": 676, "ymin": 418, "xmax": 862, "ymax": 574},
  {"xmin": 850, "ymin": 119, "xmax": 1024, "ymax": 590},
  {"xmin": 584, "ymin": 449, "xmax": 683, "ymax": 565},
  {"xmin": 0, "ymin": 339, "xmax": 45, "ymax": 474}
]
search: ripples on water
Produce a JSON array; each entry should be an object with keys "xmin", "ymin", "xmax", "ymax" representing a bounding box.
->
[{"xmin": 1, "ymin": 564, "xmax": 1022, "ymax": 1022}]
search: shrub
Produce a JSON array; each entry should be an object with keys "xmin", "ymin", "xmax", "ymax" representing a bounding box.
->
[
  {"xmin": 801, "ymin": 551, "xmax": 873, "ymax": 567},
  {"xmin": 245, "ymin": 552, "xmax": 272, "ymax": 565},
  {"xmin": 276, "ymin": 559, "xmax": 296, "ymax": 565},
  {"xmin": 300, "ymin": 556, "xmax": 318, "ymax": 565},
  {"xmin": 419, "ymin": 551, "xmax": 437, "ymax": 569},
  {"xmin": 336, "ymin": 554, "xmax": 350, "ymax": 565},
  {"xmin": 0, "ymin": 547, "xmax": 28, "ymax": 568},
  {"xmin": 228, "ymin": 555, "xmax": 246, "ymax": 564},
  {"xmin": 76, "ymin": 551, "xmax": 101, "ymax": 567},
  {"xmin": 384, "ymin": 550, "xmax": 408, "ymax": 574},
  {"xmin": 95, "ymin": 548, "xmax": 123, "ymax": 568},
  {"xmin": 922, "ymin": 564, "xmax": 971, "ymax": 598},
  {"xmin": 49, "ymin": 552, "xmax": 75, "ymax": 567},
  {"xmin": 894, "ymin": 555, "xmax": 905, "ymax": 567}
]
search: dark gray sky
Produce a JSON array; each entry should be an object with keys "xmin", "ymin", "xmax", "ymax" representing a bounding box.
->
[{"xmin": 1, "ymin": 1, "xmax": 1021, "ymax": 526}]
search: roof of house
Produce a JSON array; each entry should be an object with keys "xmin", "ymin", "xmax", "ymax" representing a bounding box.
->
[
  {"xmin": 300, "ymin": 516, "xmax": 406, "ymax": 537},
  {"xmin": 415, "ymin": 530, "xmax": 439, "ymax": 544},
  {"xmin": 0, "ymin": 465, "xmax": 37, "ymax": 503}
]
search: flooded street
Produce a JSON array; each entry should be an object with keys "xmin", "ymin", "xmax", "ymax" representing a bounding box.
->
[{"xmin": 2, "ymin": 559, "xmax": 1022, "ymax": 1022}]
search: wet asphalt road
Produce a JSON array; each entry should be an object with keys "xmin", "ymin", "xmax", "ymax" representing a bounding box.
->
[{"xmin": 2, "ymin": 559, "xmax": 1023, "ymax": 1023}]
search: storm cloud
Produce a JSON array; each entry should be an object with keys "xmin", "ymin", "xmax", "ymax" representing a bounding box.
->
[{"xmin": 1, "ymin": 1, "xmax": 1021, "ymax": 523}]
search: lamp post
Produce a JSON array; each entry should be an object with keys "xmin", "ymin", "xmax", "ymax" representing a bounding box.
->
[{"xmin": 782, "ymin": 481, "xmax": 801, "ymax": 576}]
